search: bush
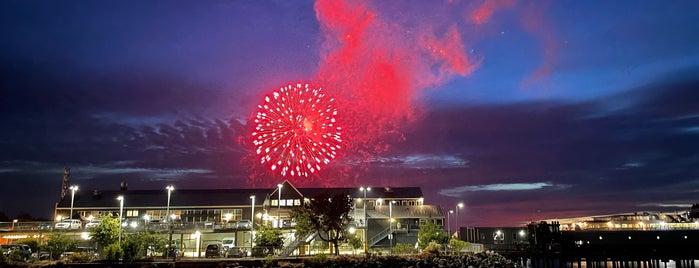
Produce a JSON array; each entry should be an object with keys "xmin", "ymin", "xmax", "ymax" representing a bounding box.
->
[
  {"xmin": 422, "ymin": 241, "xmax": 442, "ymax": 255},
  {"xmin": 449, "ymin": 237, "xmax": 469, "ymax": 254},
  {"xmin": 66, "ymin": 252, "xmax": 93, "ymax": 263},
  {"xmin": 103, "ymin": 243, "xmax": 124, "ymax": 261},
  {"xmin": 8, "ymin": 250, "xmax": 29, "ymax": 262},
  {"xmin": 393, "ymin": 243, "xmax": 418, "ymax": 255}
]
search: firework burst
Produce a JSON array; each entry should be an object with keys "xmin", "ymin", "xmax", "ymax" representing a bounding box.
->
[{"xmin": 252, "ymin": 82, "xmax": 342, "ymax": 177}]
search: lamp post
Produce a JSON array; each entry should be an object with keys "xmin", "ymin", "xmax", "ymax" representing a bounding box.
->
[
  {"xmin": 165, "ymin": 185, "xmax": 174, "ymax": 253},
  {"xmin": 448, "ymin": 210, "xmax": 453, "ymax": 236},
  {"xmin": 117, "ymin": 195, "xmax": 124, "ymax": 246},
  {"xmin": 359, "ymin": 186, "xmax": 370, "ymax": 252},
  {"xmin": 455, "ymin": 202, "xmax": 464, "ymax": 239},
  {"xmin": 250, "ymin": 195, "xmax": 255, "ymax": 252},
  {"xmin": 389, "ymin": 200, "xmax": 394, "ymax": 255},
  {"xmin": 277, "ymin": 184, "xmax": 283, "ymax": 228},
  {"xmin": 69, "ymin": 185, "xmax": 79, "ymax": 220},
  {"xmin": 11, "ymin": 219, "xmax": 18, "ymax": 230}
]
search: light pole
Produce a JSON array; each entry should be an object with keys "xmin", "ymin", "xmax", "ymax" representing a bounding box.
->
[
  {"xmin": 455, "ymin": 202, "xmax": 464, "ymax": 238},
  {"xmin": 448, "ymin": 210, "xmax": 453, "ymax": 236},
  {"xmin": 360, "ymin": 186, "xmax": 370, "ymax": 252},
  {"xmin": 389, "ymin": 200, "xmax": 394, "ymax": 255},
  {"xmin": 11, "ymin": 219, "xmax": 18, "ymax": 230},
  {"xmin": 277, "ymin": 184, "xmax": 283, "ymax": 228},
  {"xmin": 69, "ymin": 185, "xmax": 78, "ymax": 220},
  {"xmin": 250, "ymin": 195, "xmax": 255, "ymax": 252},
  {"xmin": 165, "ymin": 185, "xmax": 174, "ymax": 252},
  {"xmin": 117, "ymin": 195, "xmax": 124, "ymax": 246}
]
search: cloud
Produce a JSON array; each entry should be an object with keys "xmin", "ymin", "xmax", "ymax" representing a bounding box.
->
[{"xmin": 439, "ymin": 182, "xmax": 566, "ymax": 197}]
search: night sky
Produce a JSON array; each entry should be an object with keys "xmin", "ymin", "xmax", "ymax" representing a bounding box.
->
[{"xmin": 2, "ymin": 0, "xmax": 699, "ymax": 227}]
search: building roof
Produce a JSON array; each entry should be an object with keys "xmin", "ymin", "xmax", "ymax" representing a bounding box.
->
[
  {"xmin": 56, "ymin": 185, "xmax": 425, "ymax": 209},
  {"xmin": 57, "ymin": 188, "xmax": 272, "ymax": 209}
]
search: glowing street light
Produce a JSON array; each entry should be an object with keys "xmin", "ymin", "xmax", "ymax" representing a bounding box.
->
[
  {"xmin": 250, "ymin": 195, "xmax": 256, "ymax": 251},
  {"xmin": 359, "ymin": 186, "xmax": 371, "ymax": 252},
  {"xmin": 448, "ymin": 210, "xmax": 454, "ymax": 235},
  {"xmin": 117, "ymin": 195, "xmax": 124, "ymax": 246},
  {"xmin": 277, "ymin": 183, "xmax": 283, "ymax": 228},
  {"xmin": 165, "ymin": 185, "xmax": 175, "ymax": 251},
  {"xmin": 11, "ymin": 219, "xmax": 18, "ymax": 230},
  {"xmin": 389, "ymin": 200, "xmax": 395, "ymax": 255},
  {"xmin": 455, "ymin": 202, "xmax": 464, "ymax": 238},
  {"xmin": 69, "ymin": 185, "xmax": 79, "ymax": 220},
  {"xmin": 165, "ymin": 185, "xmax": 175, "ymax": 222}
]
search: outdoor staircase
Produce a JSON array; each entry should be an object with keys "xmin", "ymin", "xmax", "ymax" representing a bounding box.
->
[
  {"xmin": 279, "ymin": 231, "xmax": 317, "ymax": 257},
  {"xmin": 368, "ymin": 226, "xmax": 390, "ymax": 247}
]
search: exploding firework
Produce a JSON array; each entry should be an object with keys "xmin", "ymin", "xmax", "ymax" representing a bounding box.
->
[{"xmin": 252, "ymin": 82, "xmax": 342, "ymax": 177}]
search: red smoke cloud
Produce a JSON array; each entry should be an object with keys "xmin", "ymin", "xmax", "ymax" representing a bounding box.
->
[
  {"xmin": 469, "ymin": 0, "xmax": 516, "ymax": 25},
  {"xmin": 312, "ymin": 0, "xmax": 481, "ymax": 184}
]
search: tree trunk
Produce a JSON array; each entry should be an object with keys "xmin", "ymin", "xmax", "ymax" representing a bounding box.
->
[{"xmin": 333, "ymin": 241, "xmax": 340, "ymax": 255}]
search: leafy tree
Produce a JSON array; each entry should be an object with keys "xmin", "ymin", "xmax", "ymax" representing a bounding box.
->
[
  {"xmin": 289, "ymin": 191, "xmax": 353, "ymax": 255},
  {"xmin": 417, "ymin": 219, "xmax": 448, "ymax": 249},
  {"xmin": 347, "ymin": 234, "xmax": 363, "ymax": 254},
  {"xmin": 43, "ymin": 233, "xmax": 77, "ymax": 259},
  {"xmin": 254, "ymin": 225, "xmax": 284, "ymax": 255},
  {"xmin": 448, "ymin": 237, "xmax": 469, "ymax": 254},
  {"xmin": 116, "ymin": 232, "xmax": 166, "ymax": 261},
  {"xmin": 103, "ymin": 243, "xmax": 124, "ymax": 261},
  {"xmin": 90, "ymin": 214, "xmax": 121, "ymax": 248}
]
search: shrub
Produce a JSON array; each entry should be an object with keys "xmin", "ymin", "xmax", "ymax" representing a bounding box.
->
[
  {"xmin": 393, "ymin": 243, "xmax": 418, "ymax": 255},
  {"xmin": 422, "ymin": 241, "xmax": 442, "ymax": 255},
  {"xmin": 66, "ymin": 252, "xmax": 93, "ymax": 263},
  {"xmin": 449, "ymin": 237, "xmax": 469, "ymax": 254},
  {"xmin": 103, "ymin": 243, "xmax": 123, "ymax": 261}
]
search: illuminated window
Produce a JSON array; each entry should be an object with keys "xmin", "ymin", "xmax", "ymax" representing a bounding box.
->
[
  {"xmin": 126, "ymin": 210, "xmax": 139, "ymax": 217},
  {"xmin": 272, "ymin": 200, "xmax": 278, "ymax": 206},
  {"xmin": 294, "ymin": 199, "xmax": 301, "ymax": 206}
]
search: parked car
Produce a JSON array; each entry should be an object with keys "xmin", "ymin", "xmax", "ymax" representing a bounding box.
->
[
  {"xmin": 221, "ymin": 237, "xmax": 235, "ymax": 251},
  {"xmin": 60, "ymin": 247, "xmax": 99, "ymax": 260},
  {"xmin": 225, "ymin": 247, "xmax": 245, "ymax": 258},
  {"xmin": 236, "ymin": 220, "xmax": 251, "ymax": 229},
  {"xmin": 84, "ymin": 219, "xmax": 101, "ymax": 229},
  {"xmin": 161, "ymin": 243, "xmax": 183, "ymax": 259},
  {"xmin": 204, "ymin": 243, "xmax": 224, "ymax": 258},
  {"xmin": 38, "ymin": 222, "xmax": 54, "ymax": 231},
  {"xmin": 4, "ymin": 244, "xmax": 32, "ymax": 261},
  {"xmin": 54, "ymin": 219, "xmax": 82, "ymax": 230}
]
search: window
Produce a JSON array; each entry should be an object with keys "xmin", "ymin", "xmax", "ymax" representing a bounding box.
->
[
  {"xmin": 286, "ymin": 199, "xmax": 294, "ymax": 206},
  {"xmin": 272, "ymin": 200, "xmax": 278, "ymax": 206},
  {"xmin": 294, "ymin": 199, "xmax": 301, "ymax": 206},
  {"xmin": 126, "ymin": 210, "xmax": 139, "ymax": 217}
]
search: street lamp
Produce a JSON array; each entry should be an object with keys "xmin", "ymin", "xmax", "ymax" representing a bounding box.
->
[
  {"xmin": 165, "ymin": 185, "xmax": 174, "ymax": 252},
  {"xmin": 165, "ymin": 185, "xmax": 174, "ymax": 222},
  {"xmin": 359, "ymin": 186, "xmax": 370, "ymax": 253},
  {"xmin": 11, "ymin": 219, "xmax": 18, "ymax": 230},
  {"xmin": 117, "ymin": 195, "xmax": 124, "ymax": 246},
  {"xmin": 250, "ymin": 195, "xmax": 255, "ymax": 252},
  {"xmin": 455, "ymin": 202, "xmax": 464, "ymax": 239},
  {"xmin": 389, "ymin": 200, "xmax": 395, "ymax": 255},
  {"xmin": 448, "ymin": 210, "xmax": 454, "ymax": 235},
  {"xmin": 69, "ymin": 185, "xmax": 79, "ymax": 220},
  {"xmin": 277, "ymin": 184, "xmax": 283, "ymax": 228}
]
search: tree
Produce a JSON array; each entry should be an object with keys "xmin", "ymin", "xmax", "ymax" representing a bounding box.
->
[
  {"xmin": 90, "ymin": 214, "xmax": 121, "ymax": 248},
  {"xmin": 417, "ymin": 219, "xmax": 448, "ymax": 249},
  {"xmin": 43, "ymin": 233, "xmax": 77, "ymax": 260},
  {"xmin": 122, "ymin": 232, "xmax": 165, "ymax": 261},
  {"xmin": 347, "ymin": 234, "xmax": 363, "ymax": 254},
  {"xmin": 15, "ymin": 237, "xmax": 40, "ymax": 253},
  {"xmin": 449, "ymin": 237, "xmax": 469, "ymax": 254},
  {"xmin": 254, "ymin": 225, "xmax": 284, "ymax": 255},
  {"xmin": 290, "ymin": 190, "xmax": 353, "ymax": 255}
]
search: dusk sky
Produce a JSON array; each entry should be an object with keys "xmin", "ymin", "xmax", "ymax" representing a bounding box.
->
[{"xmin": 2, "ymin": 0, "xmax": 699, "ymax": 227}]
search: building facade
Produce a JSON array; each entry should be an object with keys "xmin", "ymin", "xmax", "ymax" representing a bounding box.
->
[{"xmin": 51, "ymin": 180, "xmax": 444, "ymax": 255}]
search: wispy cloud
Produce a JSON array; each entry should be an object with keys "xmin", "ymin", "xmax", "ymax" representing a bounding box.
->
[
  {"xmin": 439, "ymin": 182, "xmax": 567, "ymax": 197},
  {"xmin": 368, "ymin": 154, "xmax": 469, "ymax": 169}
]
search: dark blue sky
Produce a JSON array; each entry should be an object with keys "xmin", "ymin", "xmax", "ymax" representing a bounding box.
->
[{"xmin": 2, "ymin": 0, "xmax": 699, "ymax": 226}]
